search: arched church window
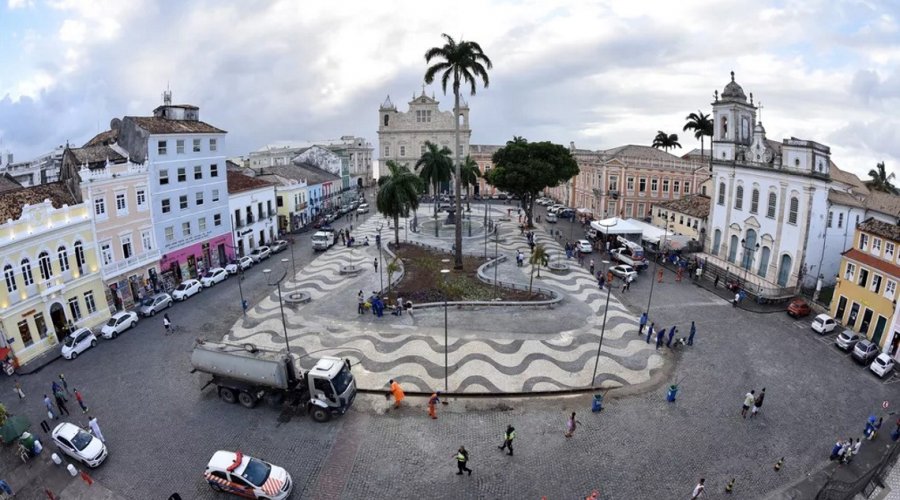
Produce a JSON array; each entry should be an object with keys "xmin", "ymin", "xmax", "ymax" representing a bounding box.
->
[
  {"xmin": 718, "ymin": 182, "xmax": 726, "ymax": 206},
  {"xmin": 383, "ymin": 114, "xmax": 389, "ymax": 127},
  {"xmin": 788, "ymin": 197, "xmax": 799, "ymax": 225}
]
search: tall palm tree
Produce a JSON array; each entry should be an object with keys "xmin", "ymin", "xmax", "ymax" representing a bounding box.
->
[
  {"xmin": 651, "ymin": 131, "xmax": 682, "ymax": 152},
  {"xmin": 377, "ymin": 160, "xmax": 424, "ymax": 245},
  {"xmin": 867, "ymin": 161, "xmax": 897, "ymax": 194},
  {"xmin": 683, "ymin": 111, "xmax": 713, "ymax": 158},
  {"xmin": 425, "ymin": 34, "xmax": 493, "ymax": 270},
  {"xmin": 459, "ymin": 155, "xmax": 480, "ymax": 212},
  {"xmin": 415, "ymin": 141, "xmax": 453, "ymax": 217},
  {"xmin": 528, "ymin": 243, "xmax": 549, "ymax": 293}
]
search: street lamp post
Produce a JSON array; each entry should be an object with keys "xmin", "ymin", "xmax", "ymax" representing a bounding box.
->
[
  {"xmin": 225, "ymin": 243, "xmax": 246, "ymax": 316},
  {"xmin": 441, "ymin": 263, "xmax": 451, "ymax": 393},
  {"xmin": 645, "ymin": 221, "xmax": 673, "ymax": 317},
  {"xmin": 375, "ymin": 222, "xmax": 384, "ymax": 292},
  {"xmin": 591, "ymin": 260, "xmax": 612, "ymax": 386},
  {"xmin": 262, "ymin": 268, "xmax": 291, "ymax": 353},
  {"xmin": 493, "ymin": 223, "xmax": 501, "ymax": 297},
  {"xmin": 740, "ymin": 238, "xmax": 760, "ymax": 288},
  {"xmin": 288, "ymin": 237, "xmax": 297, "ymax": 280}
]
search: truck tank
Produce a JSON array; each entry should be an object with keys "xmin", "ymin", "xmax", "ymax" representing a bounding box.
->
[{"xmin": 190, "ymin": 341, "xmax": 297, "ymax": 390}]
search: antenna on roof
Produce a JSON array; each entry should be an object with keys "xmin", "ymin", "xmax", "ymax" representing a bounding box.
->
[{"xmin": 162, "ymin": 83, "xmax": 172, "ymax": 105}]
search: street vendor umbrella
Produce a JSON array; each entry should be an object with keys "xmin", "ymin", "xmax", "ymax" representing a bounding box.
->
[{"xmin": 0, "ymin": 415, "xmax": 31, "ymax": 443}]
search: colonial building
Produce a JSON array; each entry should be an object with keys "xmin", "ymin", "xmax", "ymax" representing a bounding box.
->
[
  {"xmin": 377, "ymin": 89, "xmax": 471, "ymax": 186},
  {"xmin": 651, "ymin": 194, "xmax": 711, "ymax": 244},
  {"xmin": 0, "ymin": 183, "xmax": 110, "ymax": 368},
  {"xmin": 227, "ymin": 170, "xmax": 277, "ymax": 257},
  {"xmin": 293, "ymin": 146, "xmax": 351, "ymax": 208},
  {"xmin": 252, "ymin": 164, "xmax": 340, "ymax": 232},
  {"xmin": 248, "ymin": 137, "xmax": 373, "ymax": 188},
  {"xmin": 468, "ymin": 144, "xmax": 501, "ymax": 198},
  {"xmin": 0, "ymin": 146, "xmax": 65, "ymax": 187},
  {"xmin": 831, "ymin": 218, "xmax": 899, "ymax": 353}
]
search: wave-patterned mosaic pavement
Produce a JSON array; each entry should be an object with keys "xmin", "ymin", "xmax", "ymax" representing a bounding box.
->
[{"xmin": 225, "ymin": 209, "xmax": 665, "ymax": 393}]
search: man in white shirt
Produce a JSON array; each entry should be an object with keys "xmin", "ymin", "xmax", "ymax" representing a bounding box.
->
[
  {"xmin": 691, "ymin": 478, "xmax": 705, "ymax": 499},
  {"xmin": 741, "ymin": 390, "xmax": 755, "ymax": 418}
]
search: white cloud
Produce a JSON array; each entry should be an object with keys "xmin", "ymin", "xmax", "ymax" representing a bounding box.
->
[{"xmin": 7, "ymin": 0, "xmax": 34, "ymax": 9}]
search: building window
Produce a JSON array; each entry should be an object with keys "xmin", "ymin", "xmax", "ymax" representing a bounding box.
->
[
  {"xmin": 158, "ymin": 140, "xmax": 167, "ymax": 155},
  {"xmin": 84, "ymin": 291, "xmax": 97, "ymax": 314},
  {"xmin": 637, "ymin": 204, "xmax": 646, "ymax": 218},
  {"xmin": 662, "ymin": 179, "xmax": 669, "ymax": 193},
  {"xmin": 827, "ymin": 211, "xmax": 833, "ymax": 228},
  {"xmin": 3, "ymin": 264, "xmax": 16, "ymax": 293},
  {"xmin": 161, "ymin": 199, "xmax": 171, "ymax": 213},
  {"xmin": 214, "ymin": 214, "xmax": 222, "ymax": 226},
  {"xmin": 100, "ymin": 243, "xmax": 113, "ymax": 266},
  {"xmin": 838, "ymin": 212, "xmax": 844, "ymax": 228},
  {"xmin": 196, "ymin": 192, "xmax": 204, "ymax": 205},
  {"xmin": 38, "ymin": 251, "xmax": 52, "ymax": 280},
  {"xmin": 18, "ymin": 320, "xmax": 33, "ymax": 347},
  {"xmin": 674, "ymin": 180, "xmax": 681, "ymax": 193},
  {"xmin": 625, "ymin": 202, "xmax": 633, "ymax": 218},
  {"xmin": 400, "ymin": 146, "xmax": 406, "ymax": 157},
  {"xmin": 94, "ymin": 197, "xmax": 106, "ymax": 217},
  {"xmin": 141, "ymin": 230, "xmax": 153, "ymax": 251},
  {"xmin": 179, "ymin": 195, "xmax": 188, "ymax": 210},
  {"xmin": 788, "ymin": 197, "xmax": 799, "ymax": 225},
  {"xmin": 165, "ymin": 227, "xmax": 174, "ymax": 242},
  {"xmin": 74, "ymin": 241, "xmax": 85, "ymax": 273},
  {"xmin": 115, "ymin": 192, "xmax": 127, "ymax": 214},
  {"xmin": 182, "ymin": 222, "xmax": 191, "ymax": 237},
  {"xmin": 209, "ymin": 138, "xmax": 217, "ymax": 152},
  {"xmin": 858, "ymin": 268, "xmax": 869, "ymax": 287},
  {"xmin": 718, "ymin": 182, "xmax": 725, "ymax": 205},
  {"xmin": 871, "ymin": 274, "xmax": 883, "ymax": 294},
  {"xmin": 651, "ymin": 178, "xmax": 658, "ymax": 193},
  {"xmin": 68, "ymin": 297, "xmax": 82, "ymax": 321},
  {"xmin": 859, "ymin": 233, "xmax": 869, "ymax": 251},
  {"xmin": 199, "ymin": 217, "xmax": 207, "ymax": 232},
  {"xmin": 420, "ymin": 145, "xmax": 426, "ymax": 155},
  {"xmin": 121, "ymin": 235, "xmax": 132, "ymax": 259},
  {"xmin": 384, "ymin": 146, "xmax": 390, "ymax": 156},
  {"xmin": 767, "ymin": 192, "xmax": 776, "ymax": 218},
  {"xmin": 608, "ymin": 176, "xmax": 618, "ymax": 192},
  {"xmin": 210, "ymin": 164, "xmax": 219, "ymax": 177},
  {"xmin": 136, "ymin": 189, "xmax": 147, "ymax": 209},
  {"xmin": 159, "ymin": 169, "xmax": 169, "ymax": 185},
  {"xmin": 886, "ymin": 242, "xmax": 895, "ymax": 261},
  {"xmin": 58, "ymin": 246, "xmax": 69, "ymax": 272},
  {"xmin": 626, "ymin": 177, "xmax": 634, "ymax": 192},
  {"xmin": 176, "ymin": 140, "xmax": 185, "ymax": 154},
  {"xmin": 194, "ymin": 165, "xmax": 202, "ymax": 180},
  {"xmin": 177, "ymin": 168, "xmax": 186, "ymax": 182},
  {"xmin": 33, "ymin": 312, "xmax": 46, "ymax": 339},
  {"xmin": 873, "ymin": 237, "xmax": 882, "ymax": 255},
  {"xmin": 637, "ymin": 178, "xmax": 646, "ymax": 193},
  {"xmin": 683, "ymin": 182, "xmax": 691, "ymax": 193},
  {"xmin": 193, "ymin": 138, "xmax": 201, "ymax": 152},
  {"xmin": 212, "ymin": 189, "xmax": 219, "ymax": 202},
  {"xmin": 886, "ymin": 280, "xmax": 896, "ymax": 301},
  {"xmin": 750, "ymin": 189, "xmax": 759, "ymax": 214},
  {"xmin": 735, "ymin": 185, "xmax": 744, "ymax": 210},
  {"xmin": 844, "ymin": 262, "xmax": 855, "ymax": 281},
  {"xmin": 20, "ymin": 259, "xmax": 33, "ymax": 286}
]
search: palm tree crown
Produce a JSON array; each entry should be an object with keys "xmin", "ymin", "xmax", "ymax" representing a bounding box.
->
[
  {"xmin": 415, "ymin": 142, "xmax": 453, "ymax": 213},
  {"xmin": 377, "ymin": 160, "xmax": 424, "ymax": 244},
  {"xmin": 683, "ymin": 111, "xmax": 713, "ymax": 157},
  {"xmin": 651, "ymin": 131, "xmax": 682, "ymax": 152},
  {"xmin": 867, "ymin": 161, "xmax": 898, "ymax": 194}
]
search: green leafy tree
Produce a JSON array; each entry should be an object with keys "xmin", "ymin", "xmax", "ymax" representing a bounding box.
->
[
  {"xmin": 867, "ymin": 161, "xmax": 897, "ymax": 194},
  {"xmin": 486, "ymin": 137, "xmax": 579, "ymax": 227},
  {"xmin": 386, "ymin": 256, "xmax": 401, "ymax": 296},
  {"xmin": 459, "ymin": 155, "xmax": 480, "ymax": 211},
  {"xmin": 651, "ymin": 131, "xmax": 682, "ymax": 152},
  {"xmin": 377, "ymin": 161, "xmax": 424, "ymax": 245},
  {"xmin": 528, "ymin": 243, "xmax": 549, "ymax": 293},
  {"xmin": 414, "ymin": 141, "xmax": 453, "ymax": 216},
  {"xmin": 683, "ymin": 111, "xmax": 713, "ymax": 157},
  {"xmin": 425, "ymin": 33, "xmax": 493, "ymax": 270}
]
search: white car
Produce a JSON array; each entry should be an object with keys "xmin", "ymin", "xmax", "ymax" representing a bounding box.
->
[
  {"xmin": 545, "ymin": 213, "xmax": 558, "ymax": 223},
  {"xmin": 100, "ymin": 311, "xmax": 139, "ymax": 339},
  {"xmin": 249, "ymin": 246, "xmax": 271, "ymax": 263},
  {"xmin": 136, "ymin": 293, "xmax": 173, "ymax": 317},
  {"xmin": 811, "ymin": 314, "xmax": 837, "ymax": 334},
  {"xmin": 870, "ymin": 353, "xmax": 895, "ymax": 378},
  {"xmin": 204, "ymin": 450, "xmax": 293, "ymax": 500},
  {"xmin": 61, "ymin": 327, "xmax": 97, "ymax": 360},
  {"xmin": 270, "ymin": 240, "xmax": 289, "ymax": 253},
  {"xmin": 609, "ymin": 264, "xmax": 637, "ymax": 281},
  {"xmin": 576, "ymin": 240, "xmax": 593, "ymax": 253},
  {"xmin": 172, "ymin": 279, "xmax": 202, "ymax": 301},
  {"xmin": 200, "ymin": 267, "xmax": 228, "ymax": 288},
  {"xmin": 226, "ymin": 256, "xmax": 254, "ymax": 274},
  {"xmin": 52, "ymin": 422, "xmax": 108, "ymax": 468},
  {"xmin": 357, "ymin": 203, "xmax": 370, "ymax": 214}
]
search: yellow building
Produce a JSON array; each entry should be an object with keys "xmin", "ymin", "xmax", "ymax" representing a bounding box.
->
[
  {"xmin": 831, "ymin": 218, "xmax": 899, "ymax": 348},
  {"xmin": 0, "ymin": 183, "xmax": 111, "ymax": 368},
  {"xmin": 651, "ymin": 195, "xmax": 711, "ymax": 244}
]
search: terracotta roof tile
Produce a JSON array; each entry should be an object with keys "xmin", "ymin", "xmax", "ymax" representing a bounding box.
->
[
  {"xmin": 226, "ymin": 170, "xmax": 275, "ymax": 194},
  {"xmin": 653, "ymin": 194, "xmax": 711, "ymax": 218},
  {"xmin": 844, "ymin": 248, "xmax": 900, "ymax": 279},
  {"xmin": 83, "ymin": 129, "xmax": 119, "ymax": 147},
  {"xmin": 0, "ymin": 182, "xmax": 79, "ymax": 221},
  {"xmin": 68, "ymin": 145, "xmax": 126, "ymax": 166},
  {"xmin": 858, "ymin": 217, "xmax": 900, "ymax": 242},
  {"xmin": 126, "ymin": 116, "xmax": 226, "ymax": 135},
  {"xmin": 0, "ymin": 174, "xmax": 21, "ymax": 194}
]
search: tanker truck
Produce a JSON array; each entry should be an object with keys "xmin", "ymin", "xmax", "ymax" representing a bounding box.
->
[{"xmin": 190, "ymin": 339, "xmax": 356, "ymax": 422}]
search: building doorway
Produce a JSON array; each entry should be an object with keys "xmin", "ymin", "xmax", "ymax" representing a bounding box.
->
[
  {"xmin": 847, "ymin": 302, "xmax": 860, "ymax": 328},
  {"xmin": 890, "ymin": 332, "xmax": 900, "ymax": 358},
  {"xmin": 835, "ymin": 296, "xmax": 847, "ymax": 321},
  {"xmin": 872, "ymin": 316, "xmax": 887, "ymax": 346},
  {"xmin": 187, "ymin": 255, "xmax": 197, "ymax": 279},
  {"xmin": 49, "ymin": 302, "xmax": 68, "ymax": 341},
  {"xmin": 859, "ymin": 308, "xmax": 874, "ymax": 335}
]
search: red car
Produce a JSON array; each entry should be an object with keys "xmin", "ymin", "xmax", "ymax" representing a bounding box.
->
[{"xmin": 787, "ymin": 298, "xmax": 811, "ymax": 318}]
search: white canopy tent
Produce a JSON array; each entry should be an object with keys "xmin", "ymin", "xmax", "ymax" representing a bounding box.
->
[{"xmin": 590, "ymin": 217, "xmax": 645, "ymax": 236}]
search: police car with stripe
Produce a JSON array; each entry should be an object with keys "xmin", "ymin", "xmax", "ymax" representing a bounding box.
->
[{"xmin": 204, "ymin": 450, "xmax": 292, "ymax": 499}]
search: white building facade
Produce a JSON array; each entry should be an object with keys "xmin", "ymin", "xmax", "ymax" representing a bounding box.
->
[{"xmin": 227, "ymin": 171, "xmax": 277, "ymax": 257}]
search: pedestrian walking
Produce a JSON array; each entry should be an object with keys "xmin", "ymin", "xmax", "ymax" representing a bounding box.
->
[
  {"xmin": 13, "ymin": 379, "xmax": 24, "ymax": 399},
  {"xmin": 655, "ymin": 327, "xmax": 665, "ymax": 349},
  {"xmin": 842, "ymin": 439, "xmax": 856, "ymax": 464},
  {"xmin": 666, "ymin": 326, "xmax": 677, "ymax": 348},
  {"xmin": 54, "ymin": 392, "xmax": 69, "ymax": 416},
  {"xmin": 638, "ymin": 312, "xmax": 648, "ymax": 335},
  {"xmin": 646, "ymin": 323, "xmax": 654, "ymax": 344},
  {"xmin": 51, "ymin": 381, "xmax": 66, "ymax": 401},
  {"xmin": 657, "ymin": 268, "xmax": 664, "ymax": 283},
  {"xmin": 388, "ymin": 379, "xmax": 405, "ymax": 409},
  {"xmin": 564, "ymin": 412, "xmax": 581, "ymax": 437},
  {"xmin": 688, "ymin": 321, "xmax": 696, "ymax": 346},
  {"xmin": 374, "ymin": 258, "xmax": 379, "ymax": 273},
  {"xmin": 733, "ymin": 292, "xmax": 740, "ymax": 307},
  {"xmin": 88, "ymin": 416, "xmax": 105, "ymax": 442},
  {"xmin": 713, "ymin": 274, "xmax": 720, "ymax": 288},
  {"xmin": 851, "ymin": 438, "xmax": 862, "ymax": 461},
  {"xmin": 428, "ymin": 391, "xmax": 440, "ymax": 419},
  {"xmin": 830, "ymin": 439, "xmax": 844, "ymax": 460},
  {"xmin": 498, "ymin": 425, "xmax": 515, "ymax": 455},
  {"xmin": 58, "ymin": 373, "xmax": 70, "ymax": 395},
  {"xmin": 357, "ymin": 290, "xmax": 365, "ymax": 314},
  {"xmin": 454, "ymin": 446, "xmax": 473, "ymax": 476},
  {"xmin": 163, "ymin": 313, "xmax": 171, "ymax": 334},
  {"xmin": 741, "ymin": 390, "xmax": 756, "ymax": 418},
  {"xmin": 74, "ymin": 388, "xmax": 89, "ymax": 413},
  {"xmin": 598, "ymin": 275, "xmax": 605, "ymax": 290},
  {"xmin": 691, "ymin": 478, "xmax": 705, "ymax": 499},
  {"xmin": 750, "ymin": 387, "xmax": 766, "ymax": 418},
  {"xmin": 43, "ymin": 395, "xmax": 57, "ymax": 420},
  {"xmin": 589, "ymin": 260, "xmax": 595, "ymax": 276}
]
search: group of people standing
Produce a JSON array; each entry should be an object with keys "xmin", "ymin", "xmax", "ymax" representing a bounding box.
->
[
  {"xmin": 740, "ymin": 388, "xmax": 766, "ymax": 418},
  {"xmin": 640, "ymin": 317, "xmax": 697, "ymax": 349}
]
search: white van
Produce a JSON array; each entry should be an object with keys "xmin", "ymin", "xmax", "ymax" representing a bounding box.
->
[{"xmin": 546, "ymin": 213, "xmax": 558, "ymax": 223}]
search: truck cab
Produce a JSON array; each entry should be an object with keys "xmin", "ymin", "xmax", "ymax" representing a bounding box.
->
[
  {"xmin": 305, "ymin": 357, "xmax": 356, "ymax": 421},
  {"xmin": 311, "ymin": 230, "xmax": 336, "ymax": 251}
]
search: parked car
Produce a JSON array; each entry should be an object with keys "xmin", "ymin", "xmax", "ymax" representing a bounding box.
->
[
  {"xmin": 810, "ymin": 314, "xmax": 837, "ymax": 334},
  {"xmin": 786, "ymin": 298, "xmax": 811, "ymax": 318},
  {"xmin": 545, "ymin": 213, "xmax": 558, "ymax": 223},
  {"xmin": 61, "ymin": 327, "xmax": 97, "ymax": 360},
  {"xmin": 357, "ymin": 203, "xmax": 370, "ymax": 214},
  {"xmin": 172, "ymin": 279, "xmax": 202, "ymax": 301},
  {"xmin": 249, "ymin": 246, "xmax": 271, "ymax": 263},
  {"xmin": 204, "ymin": 450, "xmax": 293, "ymax": 500},
  {"xmin": 100, "ymin": 310, "xmax": 139, "ymax": 339},
  {"xmin": 870, "ymin": 353, "xmax": 895, "ymax": 378},
  {"xmin": 497, "ymin": 193, "xmax": 508, "ymax": 200},
  {"xmin": 559, "ymin": 208, "xmax": 575, "ymax": 219},
  {"xmin": 609, "ymin": 264, "xmax": 637, "ymax": 281},
  {"xmin": 834, "ymin": 330, "xmax": 861, "ymax": 351},
  {"xmin": 137, "ymin": 293, "xmax": 173, "ymax": 317},
  {"xmin": 852, "ymin": 340, "xmax": 880, "ymax": 364},
  {"xmin": 52, "ymin": 422, "xmax": 108, "ymax": 468},
  {"xmin": 225, "ymin": 256, "xmax": 254, "ymax": 274},
  {"xmin": 576, "ymin": 240, "xmax": 593, "ymax": 253},
  {"xmin": 270, "ymin": 240, "xmax": 289, "ymax": 253},
  {"xmin": 200, "ymin": 267, "xmax": 228, "ymax": 288}
]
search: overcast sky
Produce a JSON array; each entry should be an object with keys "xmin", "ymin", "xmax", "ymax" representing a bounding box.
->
[{"xmin": 1, "ymin": 0, "xmax": 898, "ymax": 181}]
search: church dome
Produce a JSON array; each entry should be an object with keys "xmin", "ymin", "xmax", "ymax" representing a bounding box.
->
[
  {"xmin": 721, "ymin": 71, "xmax": 747, "ymax": 101},
  {"xmin": 754, "ymin": 121, "xmax": 766, "ymax": 134}
]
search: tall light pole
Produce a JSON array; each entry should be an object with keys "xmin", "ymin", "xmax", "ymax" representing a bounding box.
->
[
  {"xmin": 645, "ymin": 220, "xmax": 672, "ymax": 317},
  {"xmin": 493, "ymin": 223, "xmax": 501, "ymax": 297},
  {"xmin": 441, "ymin": 262, "xmax": 451, "ymax": 393},
  {"xmin": 225, "ymin": 243, "xmax": 246, "ymax": 316},
  {"xmin": 591, "ymin": 260, "xmax": 612, "ymax": 387},
  {"xmin": 262, "ymin": 268, "xmax": 291, "ymax": 353},
  {"xmin": 288, "ymin": 237, "xmax": 297, "ymax": 280},
  {"xmin": 375, "ymin": 222, "xmax": 384, "ymax": 292},
  {"xmin": 740, "ymin": 238, "xmax": 760, "ymax": 288}
]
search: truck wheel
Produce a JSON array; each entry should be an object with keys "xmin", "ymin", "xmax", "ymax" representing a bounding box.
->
[
  {"xmin": 238, "ymin": 391, "xmax": 257, "ymax": 409},
  {"xmin": 218, "ymin": 387, "xmax": 237, "ymax": 404},
  {"xmin": 310, "ymin": 407, "xmax": 331, "ymax": 423}
]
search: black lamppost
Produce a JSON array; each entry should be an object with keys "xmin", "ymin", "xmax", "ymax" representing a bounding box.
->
[
  {"xmin": 591, "ymin": 259, "xmax": 612, "ymax": 386},
  {"xmin": 645, "ymin": 219, "xmax": 673, "ymax": 317},
  {"xmin": 375, "ymin": 222, "xmax": 384, "ymax": 292},
  {"xmin": 740, "ymin": 238, "xmax": 760, "ymax": 287},
  {"xmin": 493, "ymin": 223, "xmax": 501, "ymax": 297},
  {"xmin": 262, "ymin": 268, "xmax": 291, "ymax": 353},
  {"xmin": 287, "ymin": 237, "xmax": 297, "ymax": 280},
  {"xmin": 225, "ymin": 243, "xmax": 246, "ymax": 316},
  {"xmin": 441, "ymin": 261, "xmax": 451, "ymax": 392}
]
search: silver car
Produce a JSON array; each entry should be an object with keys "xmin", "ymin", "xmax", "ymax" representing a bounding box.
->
[
  {"xmin": 137, "ymin": 293, "xmax": 173, "ymax": 317},
  {"xmin": 852, "ymin": 340, "xmax": 880, "ymax": 364},
  {"xmin": 834, "ymin": 330, "xmax": 861, "ymax": 351}
]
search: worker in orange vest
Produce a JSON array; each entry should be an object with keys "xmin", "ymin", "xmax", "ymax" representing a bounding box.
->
[
  {"xmin": 389, "ymin": 379, "xmax": 405, "ymax": 409},
  {"xmin": 428, "ymin": 391, "xmax": 441, "ymax": 419}
]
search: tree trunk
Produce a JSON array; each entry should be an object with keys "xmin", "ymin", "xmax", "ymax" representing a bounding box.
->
[
  {"xmin": 529, "ymin": 266, "xmax": 534, "ymax": 294},
  {"xmin": 394, "ymin": 214, "xmax": 401, "ymax": 245},
  {"xmin": 453, "ymin": 72, "xmax": 463, "ymax": 270}
]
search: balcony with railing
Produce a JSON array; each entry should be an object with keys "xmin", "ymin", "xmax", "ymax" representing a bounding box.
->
[{"xmin": 101, "ymin": 249, "xmax": 161, "ymax": 279}]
